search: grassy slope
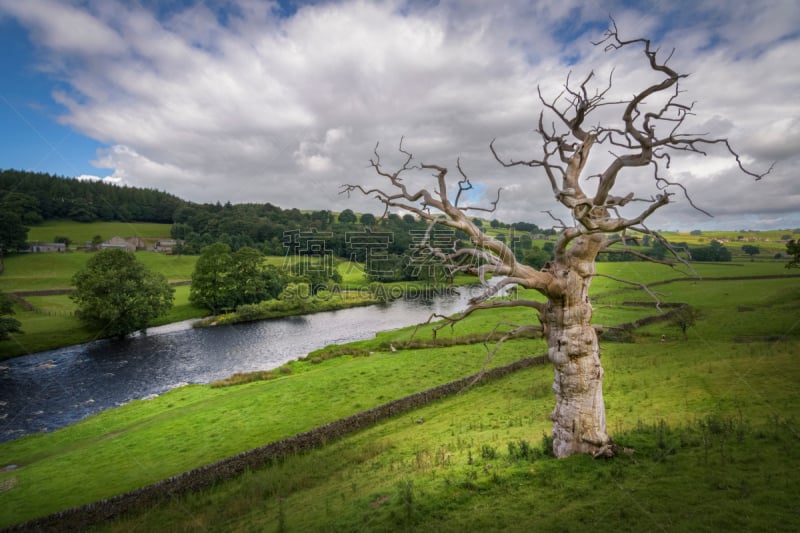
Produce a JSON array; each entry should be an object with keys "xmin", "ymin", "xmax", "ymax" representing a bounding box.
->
[
  {"xmin": 0, "ymin": 261, "xmax": 797, "ymax": 529},
  {"xmin": 94, "ymin": 271, "xmax": 798, "ymax": 532},
  {"xmin": 26, "ymin": 220, "xmax": 172, "ymax": 246},
  {"xmin": 0, "ymin": 250, "xmax": 203, "ymax": 359},
  {"xmin": 0, "ymin": 251, "xmax": 197, "ymax": 292}
]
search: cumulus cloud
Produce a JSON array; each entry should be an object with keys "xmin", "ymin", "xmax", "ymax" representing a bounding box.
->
[{"xmin": 1, "ymin": 0, "xmax": 798, "ymax": 229}]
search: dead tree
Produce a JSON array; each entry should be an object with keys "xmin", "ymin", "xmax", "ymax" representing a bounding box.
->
[{"xmin": 342, "ymin": 23, "xmax": 769, "ymax": 458}]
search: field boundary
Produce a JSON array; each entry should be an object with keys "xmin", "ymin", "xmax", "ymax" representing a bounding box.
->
[
  {"xmin": 5, "ymin": 355, "xmax": 549, "ymax": 532},
  {"xmin": 6, "ymin": 275, "xmax": 786, "ymax": 530},
  {"xmin": 594, "ymin": 273, "xmax": 800, "ymax": 300}
]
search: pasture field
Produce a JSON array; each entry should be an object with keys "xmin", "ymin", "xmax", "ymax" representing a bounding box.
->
[
  {"xmin": 0, "ymin": 250, "xmax": 202, "ymax": 359},
  {"xmin": 25, "ymin": 220, "xmax": 172, "ymax": 246},
  {"xmin": 0, "ymin": 259, "xmax": 798, "ymax": 529},
  {"xmin": 0, "ymin": 251, "xmax": 197, "ymax": 293}
]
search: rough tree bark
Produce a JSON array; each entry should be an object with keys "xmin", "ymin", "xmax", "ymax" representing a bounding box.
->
[{"xmin": 342, "ymin": 22, "xmax": 769, "ymax": 458}]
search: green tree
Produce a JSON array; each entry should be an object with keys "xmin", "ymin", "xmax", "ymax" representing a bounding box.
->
[
  {"xmin": 0, "ymin": 210, "xmax": 28, "ymax": 252},
  {"xmin": 0, "ymin": 210, "xmax": 29, "ymax": 273},
  {"xmin": 741, "ymin": 244, "xmax": 760, "ymax": 260},
  {"xmin": 691, "ymin": 240, "xmax": 731, "ymax": 262},
  {"xmin": 671, "ymin": 305, "xmax": 702, "ymax": 340},
  {"xmin": 786, "ymin": 239, "xmax": 800, "ymax": 269},
  {"xmin": 0, "ymin": 291, "xmax": 23, "ymax": 340},
  {"xmin": 230, "ymin": 246, "xmax": 270, "ymax": 305},
  {"xmin": 359, "ymin": 213, "xmax": 377, "ymax": 226},
  {"xmin": 1, "ymin": 192, "xmax": 43, "ymax": 225},
  {"xmin": 54, "ymin": 236, "xmax": 72, "ymax": 247},
  {"xmin": 338, "ymin": 209, "xmax": 357, "ymax": 224},
  {"xmin": 71, "ymin": 249, "xmax": 174, "ymax": 338},
  {"xmin": 189, "ymin": 243, "xmax": 236, "ymax": 314},
  {"xmin": 521, "ymin": 247, "xmax": 551, "ymax": 269}
]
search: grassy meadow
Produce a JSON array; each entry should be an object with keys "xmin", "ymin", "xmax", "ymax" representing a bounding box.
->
[
  {"xmin": 26, "ymin": 220, "xmax": 173, "ymax": 247},
  {"xmin": 0, "ymin": 255, "xmax": 798, "ymax": 529},
  {"xmin": 0, "ymin": 249, "xmax": 202, "ymax": 359}
]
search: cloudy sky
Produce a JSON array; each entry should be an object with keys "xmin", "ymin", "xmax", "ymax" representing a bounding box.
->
[{"xmin": 1, "ymin": 0, "xmax": 798, "ymax": 230}]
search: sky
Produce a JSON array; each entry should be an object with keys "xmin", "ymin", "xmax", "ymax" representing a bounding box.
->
[{"xmin": 0, "ymin": 0, "xmax": 798, "ymax": 231}]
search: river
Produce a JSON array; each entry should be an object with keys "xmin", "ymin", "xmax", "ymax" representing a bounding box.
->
[{"xmin": 0, "ymin": 287, "xmax": 487, "ymax": 443}]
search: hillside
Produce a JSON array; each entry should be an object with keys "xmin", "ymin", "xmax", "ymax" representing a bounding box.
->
[{"xmin": 1, "ymin": 262, "xmax": 798, "ymax": 530}]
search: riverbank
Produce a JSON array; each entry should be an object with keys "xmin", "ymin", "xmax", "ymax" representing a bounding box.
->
[
  {"xmin": 0, "ymin": 285, "xmax": 482, "ymax": 442},
  {"xmin": 195, "ymin": 284, "xmax": 461, "ymax": 327},
  {"xmin": 0, "ymin": 279, "xmax": 465, "ymax": 361}
]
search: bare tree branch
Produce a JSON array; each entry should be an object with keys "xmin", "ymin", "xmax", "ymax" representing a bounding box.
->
[
  {"xmin": 593, "ymin": 273, "xmax": 665, "ymax": 307},
  {"xmin": 343, "ymin": 21, "xmax": 769, "ymax": 459},
  {"xmin": 463, "ymin": 323, "xmax": 544, "ymax": 390}
]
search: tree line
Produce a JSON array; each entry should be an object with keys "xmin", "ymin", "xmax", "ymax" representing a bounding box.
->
[{"xmin": 0, "ymin": 169, "xmax": 183, "ymax": 224}]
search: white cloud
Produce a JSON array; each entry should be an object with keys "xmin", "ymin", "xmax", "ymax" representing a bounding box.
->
[
  {"xmin": 1, "ymin": 0, "xmax": 799, "ymax": 229},
  {"xmin": 75, "ymin": 173, "xmax": 126, "ymax": 186}
]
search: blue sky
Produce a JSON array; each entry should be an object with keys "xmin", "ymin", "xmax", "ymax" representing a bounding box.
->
[
  {"xmin": 0, "ymin": 16, "xmax": 104, "ymax": 178},
  {"xmin": 1, "ymin": 0, "xmax": 798, "ymax": 230}
]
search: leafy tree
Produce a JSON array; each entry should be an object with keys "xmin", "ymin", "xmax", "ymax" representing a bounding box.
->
[
  {"xmin": 190, "ymin": 243, "xmax": 236, "ymax": 314},
  {"xmin": 741, "ymin": 244, "xmax": 760, "ymax": 260},
  {"xmin": 359, "ymin": 212, "xmax": 377, "ymax": 226},
  {"xmin": 786, "ymin": 239, "xmax": 800, "ymax": 269},
  {"xmin": 230, "ymin": 246, "xmax": 285, "ymax": 305},
  {"xmin": 671, "ymin": 305, "xmax": 702, "ymax": 340},
  {"xmin": 278, "ymin": 282, "xmax": 311, "ymax": 309},
  {"xmin": 191, "ymin": 244, "xmax": 285, "ymax": 312},
  {"xmin": 1, "ymin": 192, "xmax": 43, "ymax": 225},
  {"xmin": 71, "ymin": 249, "xmax": 174, "ymax": 338},
  {"xmin": 691, "ymin": 240, "xmax": 732, "ymax": 262},
  {"xmin": 0, "ymin": 211, "xmax": 28, "ymax": 253},
  {"xmin": 338, "ymin": 209, "xmax": 357, "ymax": 224},
  {"xmin": 170, "ymin": 223, "xmax": 192, "ymax": 240},
  {"xmin": 511, "ymin": 221, "xmax": 540, "ymax": 232},
  {"xmin": 521, "ymin": 247, "xmax": 551, "ymax": 269},
  {"xmin": 0, "ymin": 210, "xmax": 28, "ymax": 273},
  {"xmin": 0, "ymin": 291, "xmax": 23, "ymax": 340}
]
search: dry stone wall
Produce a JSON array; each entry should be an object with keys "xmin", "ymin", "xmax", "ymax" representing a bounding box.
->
[{"xmin": 7, "ymin": 355, "xmax": 547, "ymax": 532}]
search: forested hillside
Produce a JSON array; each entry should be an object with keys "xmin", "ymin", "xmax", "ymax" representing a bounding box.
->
[
  {"xmin": 0, "ymin": 169, "xmax": 184, "ymax": 224},
  {"xmin": 0, "ymin": 170, "xmax": 554, "ymax": 282}
]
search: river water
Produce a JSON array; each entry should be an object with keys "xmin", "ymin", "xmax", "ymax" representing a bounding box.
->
[{"xmin": 0, "ymin": 287, "xmax": 487, "ymax": 443}]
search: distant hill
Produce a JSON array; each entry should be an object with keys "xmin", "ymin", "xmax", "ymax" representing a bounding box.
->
[{"xmin": 0, "ymin": 169, "xmax": 185, "ymax": 224}]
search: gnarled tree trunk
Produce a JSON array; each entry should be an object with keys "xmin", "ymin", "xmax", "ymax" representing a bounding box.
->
[{"xmin": 542, "ymin": 246, "xmax": 610, "ymax": 457}]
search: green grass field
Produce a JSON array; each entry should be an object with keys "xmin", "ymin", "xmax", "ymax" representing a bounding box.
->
[
  {"xmin": 26, "ymin": 220, "xmax": 172, "ymax": 246},
  {"xmin": 0, "ymin": 258, "xmax": 798, "ymax": 529},
  {"xmin": 0, "ymin": 251, "xmax": 197, "ymax": 293},
  {"xmin": 0, "ymin": 250, "xmax": 204, "ymax": 358}
]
